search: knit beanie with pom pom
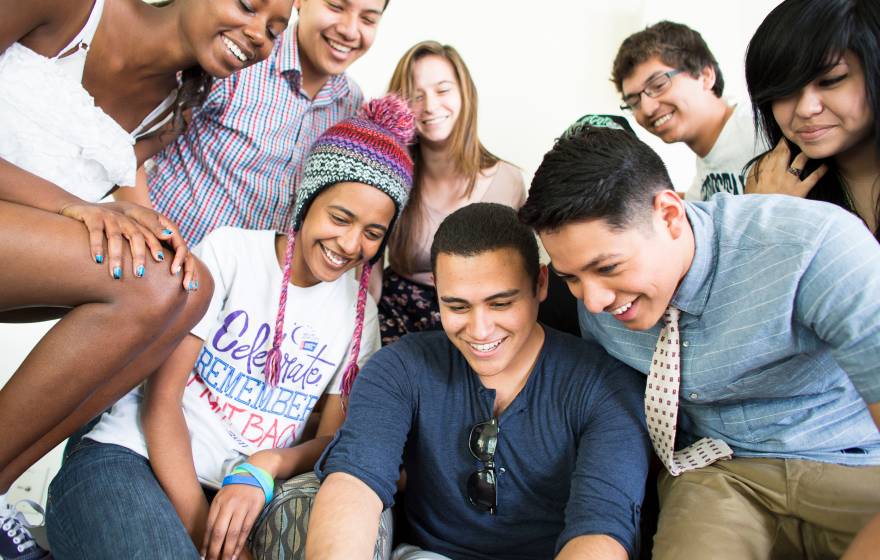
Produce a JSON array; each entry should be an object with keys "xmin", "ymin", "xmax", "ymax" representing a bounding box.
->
[
  {"xmin": 293, "ymin": 95, "xmax": 415, "ymax": 255},
  {"xmin": 265, "ymin": 95, "xmax": 415, "ymax": 392}
]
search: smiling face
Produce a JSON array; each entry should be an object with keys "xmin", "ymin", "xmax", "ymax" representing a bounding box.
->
[
  {"xmin": 290, "ymin": 181, "xmax": 395, "ymax": 287},
  {"xmin": 621, "ymin": 55, "xmax": 718, "ymax": 151},
  {"xmin": 185, "ymin": 0, "xmax": 293, "ymax": 78},
  {"xmin": 538, "ymin": 192, "xmax": 693, "ymax": 331},
  {"xmin": 408, "ymin": 54, "xmax": 462, "ymax": 147},
  {"xmin": 294, "ymin": 0, "xmax": 384, "ymax": 84},
  {"xmin": 772, "ymin": 51, "xmax": 874, "ymax": 162},
  {"xmin": 435, "ymin": 248, "xmax": 547, "ymax": 380}
]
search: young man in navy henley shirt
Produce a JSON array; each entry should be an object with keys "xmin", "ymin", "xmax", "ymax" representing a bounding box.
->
[{"xmin": 306, "ymin": 203, "xmax": 651, "ymax": 560}]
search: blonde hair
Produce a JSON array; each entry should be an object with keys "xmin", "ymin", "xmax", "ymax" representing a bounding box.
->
[{"xmin": 386, "ymin": 41, "xmax": 499, "ymax": 276}]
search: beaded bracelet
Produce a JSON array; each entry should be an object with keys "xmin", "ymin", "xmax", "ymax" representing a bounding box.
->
[{"xmin": 222, "ymin": 463, "xmax": 275, "ymax": 506}]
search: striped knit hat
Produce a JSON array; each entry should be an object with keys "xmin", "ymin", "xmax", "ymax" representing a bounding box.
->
[
  {"xmin": 265, "ymin": 95, "xmax": 415, "ymax": 393},
  {"xmin": 293, "ymin": 96, "xmax": 415, "ymax": 247}
]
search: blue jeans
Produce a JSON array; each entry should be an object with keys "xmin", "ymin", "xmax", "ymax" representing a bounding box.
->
[{"xmin": 46, "ymin": 439, "xmax": 200, "ymax": 560}]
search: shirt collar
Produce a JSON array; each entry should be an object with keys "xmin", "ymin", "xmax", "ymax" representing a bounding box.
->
[
  {"xmin": 275, "ymin": 24, "xmax": 300, "ymax": 76},
  {"xmin": 274, "ymin": 23, "xmax": 351, "ymax": 103},
  {"xmin": 670, "ymin": 202, "xmax": 717, "ymax": 317}
]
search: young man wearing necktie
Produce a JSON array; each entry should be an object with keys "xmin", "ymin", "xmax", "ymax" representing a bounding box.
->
[{"xmin": 519, "ymin": 125, "xmax": 880, "ymax": 560}]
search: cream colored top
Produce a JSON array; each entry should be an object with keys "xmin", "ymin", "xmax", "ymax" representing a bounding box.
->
[{"xmin": 405, "ymin": 161, "xmax": 527, "ymax": 286}]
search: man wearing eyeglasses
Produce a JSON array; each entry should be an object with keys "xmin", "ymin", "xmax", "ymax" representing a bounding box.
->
[
  {"xmin": 306, "ymin": 204, "xmax": 651, "ymax": 559},
  {"xmin": 612, "ymin": 21, "xmax": 763, "ymax": 201}
]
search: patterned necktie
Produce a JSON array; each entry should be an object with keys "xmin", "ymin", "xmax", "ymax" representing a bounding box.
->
[{"xmin": 645, "ymin": 306, "xmax": 733, "ymax": 476}]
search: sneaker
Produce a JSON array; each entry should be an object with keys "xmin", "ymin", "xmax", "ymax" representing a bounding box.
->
[{"xmin": 0, "ymin": 499, "xmax": 51, "ymax": 560}]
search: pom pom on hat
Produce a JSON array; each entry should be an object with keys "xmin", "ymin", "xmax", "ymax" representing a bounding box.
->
[
  {"xmin": 264, "ymin": 95, "xmax": 415, "ymax": 392},
  {"xmin": 292, "ymin": 94, "xmax": 415, "ymax": 237},
  {"xmin": 358, "ymin": 95, "xmax": 416, "ymax": 145}
]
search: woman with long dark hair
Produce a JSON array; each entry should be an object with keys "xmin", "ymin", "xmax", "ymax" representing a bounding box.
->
[{"xmin": 745, "ymin": 0, "xmax": 879, "ymax": 241}]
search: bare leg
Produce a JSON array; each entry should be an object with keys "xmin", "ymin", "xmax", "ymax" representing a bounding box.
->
[{"xmin": 0, "ymin": 201, "xmax": 213, "ymax": 491}]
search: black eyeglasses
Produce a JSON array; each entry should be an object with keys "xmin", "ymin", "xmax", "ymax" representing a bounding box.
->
[
  {"xmin": 620, "ymin": 69, "xmax": 684, "ymax": 111},
  {"xmin": 467, "ymin": 417, "xmax": 499, "ymax": 515}
]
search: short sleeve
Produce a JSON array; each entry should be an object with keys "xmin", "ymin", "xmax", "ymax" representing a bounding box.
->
[
  {"xmin": 316, "ymin": 345, "xmax": 415, "ymax": 508},
  {"xmin": 557, "ymin": 358, "xmax": 651, "ymax": 557},
  {"xmin": 190, "ymin": 228, "xmax": 234, "ymax": 341}
]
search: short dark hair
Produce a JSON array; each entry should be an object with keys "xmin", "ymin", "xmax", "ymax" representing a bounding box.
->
[
  {"xmin": 431, "ymin": 203, "xmax": 540, "ymax": 290},
  {"xmin": 612, "ymin": 20, "xmax": 724, "ymax": 97},
  {"xmin": 519, "ymin": 126, "xmax": 672, "ymax": 233}
]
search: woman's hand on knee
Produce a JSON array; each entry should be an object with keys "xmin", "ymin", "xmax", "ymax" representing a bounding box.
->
[
  {"xmin": 202, "ymin": 485, "xmax": 264, "ymax": 560},
  {"xmin": 59, "ymin": 201, "xmax": 198, "ymax": 290}
]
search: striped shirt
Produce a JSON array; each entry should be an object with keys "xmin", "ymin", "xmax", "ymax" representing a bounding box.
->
[
  {"xmin": 148, "ymin": 25, "xmax": 363, "ymax": 245},
  {"xmin": 578, "ymin": 193, "xmax": 880, "ymax": 466}
]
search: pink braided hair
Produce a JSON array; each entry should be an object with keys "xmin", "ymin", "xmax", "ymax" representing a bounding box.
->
[
  {"xmin": 340, "ymin": 263, "xmax": 373, "ymax": 397},
  {"xmin": 263, "ymin": 232, "xmax": 373, "ymax": 394},
  {"xmin": 264, "ymin": 94, "xmax": 414, "ymax": 392},
  {"xmin": 264, "ymin": 230, "xmax": 297, "ymax": 387}
]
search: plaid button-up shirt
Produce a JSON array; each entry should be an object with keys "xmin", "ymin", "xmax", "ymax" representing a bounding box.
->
[{"xmin": 148, "ymin": 25, "xmax": 363, "ymax": 244}]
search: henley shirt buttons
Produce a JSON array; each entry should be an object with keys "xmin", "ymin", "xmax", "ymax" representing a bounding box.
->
[
  {"xmin": 689, "ymin": 393, "xmax": 699, "ymax": 400},
  {"xmin": 682, "ymin": 341, "xmax": 690, "ymax": 347}
]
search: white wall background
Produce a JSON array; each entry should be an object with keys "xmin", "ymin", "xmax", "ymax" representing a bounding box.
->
[
  {"xmin": 1, "ymin": 0, "xmax": 779, "ymax": 507},
  {"xmin": 348, "ymin": 0, "xmax": 777, "ymax": 188}
]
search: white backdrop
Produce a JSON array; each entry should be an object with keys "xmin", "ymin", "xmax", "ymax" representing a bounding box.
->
[
  {"xmin": 1, "ymin": 0, "xmax": 780, "ymax": 504},
  {"xmin": 348, "ymin": 0, "xmax": 778, "ymax": 188}
]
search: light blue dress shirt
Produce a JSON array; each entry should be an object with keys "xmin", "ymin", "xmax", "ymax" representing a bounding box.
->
[{"xmin": 578, "ymin": 193, "xmax": 880, "ymax": 465}]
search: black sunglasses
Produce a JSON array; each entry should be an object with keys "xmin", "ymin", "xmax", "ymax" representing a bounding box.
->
[{"xmin": 467, "ymin": 417, "xmax": 499, "ymax": 515}]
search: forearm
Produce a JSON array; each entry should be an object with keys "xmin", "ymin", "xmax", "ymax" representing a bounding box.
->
[
  {"xmin": 248, "ymin": 436, "xmax": 333, "ymax": 480},
  {"xmin": 141, "ymin": 336, "xmax": 212, "ymax": 543},
  {"xmin": 556, "ymin": 535, "xmax": 628, "ymax": 560},
  {"xmin": 0, "ymin": 157, "xmax": 84, "ymax": 212},
  {"xmin": 305, "ymin": 472, "xmax": 383, "ymax": 559},
  {"xmin": 142, "ymin": 403, "xmax": 210, "ymax": 542}
]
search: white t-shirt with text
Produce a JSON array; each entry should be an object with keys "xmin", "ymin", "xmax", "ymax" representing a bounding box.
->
[
  {"xmin": 685, "ymin": 102, "xmax": 765, "ymax": 201},
  {"xmin": 87, "ymin": 227, "xmax": 380, "ymax": 487}
]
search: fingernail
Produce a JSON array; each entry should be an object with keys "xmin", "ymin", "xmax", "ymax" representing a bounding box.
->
[
  {"xmin": 136, "ymin": 265, "xmax": 145, "ymax": 278},
  {"xmin": 113, "ymin": 266, "xmax": 122, "ymax": 280},
  {"xmin": 157, "ymin": 251, "xmax": 165, "ymax": 261},
  {"xmin": 174, "ymin": 266, "xmax": 181, "ymax": 276},
  {"xmin": 95, "ymin": 254, "xmax": 104, "ymax": 264},
  {"xmin": 162, "ymin": 229, "xmax": 173, "ymax": 236},
  {"xmin": 195, "ymin": 280, "xmax": 199, "ymax": 290}
]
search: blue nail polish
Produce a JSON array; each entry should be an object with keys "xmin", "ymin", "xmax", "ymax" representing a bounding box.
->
[
  {"xmin": 194, "ymin": 280, "xmax": 199, "ymax": 290},
  {"xmin": 162, "ymin": 229, "xmax": 174, "ymax": 236},
  {"xmin": 113, "ymin": 266, "xmax": 122, "ymax": 280},
  {"xmin": 95, "ymin": 254, "xmax": 104, "ymax": 264},
  {"xmin": 188, "ymin": 280, "xmax": 196, "ymax": 291},
  {"xmin": 157, "ymin": 251, "xmax": 165, "ymax": 261},
  {"xmin": 136, "ymin": 265, "xmax": 145, "ymax": 278}
]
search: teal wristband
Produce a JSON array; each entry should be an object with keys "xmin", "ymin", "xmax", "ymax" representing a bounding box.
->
[{"xmin": 232, "ymin": 463, "xmax": 275, "ymax": 506}]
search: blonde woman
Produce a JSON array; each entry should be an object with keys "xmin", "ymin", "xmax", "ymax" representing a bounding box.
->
[{"xmin": 379, "ymin": 41, "xmax": 526, "ymax": 345}]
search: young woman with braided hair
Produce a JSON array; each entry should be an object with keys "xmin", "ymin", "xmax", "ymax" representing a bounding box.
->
[{"xmin": 44, "ymin": 95, "xmax": 414, "ymax": 560}]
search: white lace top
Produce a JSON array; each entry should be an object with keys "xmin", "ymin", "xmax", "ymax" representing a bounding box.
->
[{"xmin": 0, "ymin": 0, "xmax": 175, "ymax": 202}]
